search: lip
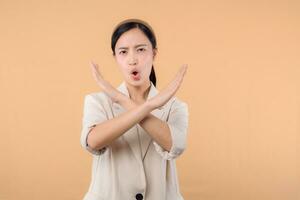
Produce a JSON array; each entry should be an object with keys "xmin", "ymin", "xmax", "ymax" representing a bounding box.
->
[
  {"xmin": 130, "ymin": 68, "xmax": 140, "ymax": 74},
  {"xmin": 130, "ymin": 70, "xmax": 141, "ymax": 80}
]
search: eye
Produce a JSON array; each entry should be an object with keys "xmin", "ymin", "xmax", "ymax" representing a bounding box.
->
[
  {"xmin": 119, "ymin": 50, "xmax": 127, "ymax": 55},
  {"xmin": 137, "ymin": 48, "xmax": 146, "ymax": 52}
]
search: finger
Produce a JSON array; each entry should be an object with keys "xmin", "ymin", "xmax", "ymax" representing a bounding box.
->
[
  {"xmin": 176, "ymin": 64, "xmax": 187, "ymax": 77},
  {"xmin": 90, "ymin": 64, "xmax": 100, "ymax": 81},
  {"xmin": 90, "ymin": 62, "xmax": 103, "ymax": 79},
  {"xmin": 90, "ymin": 61, "xmax": 97, "ymax": 76},
  {"xmin": 180, "ymin": 64, "xmax": 188, "ymax": 75},
  {"xmin": 90, "ymin": 61, "xmax": 99, "ymax": 75},
  {"xmin": 183, "ymin": 64, "xmax": 188, "ymax": 74},
  {"xmin": 173, "ymin": 64, "xmax": 187, "ymax": 84},
  {"xmin": 90, "ymin": 63, "xmax": 105, "ymax": 86},
  {"xmin": 178, "ymin": 65, "xmax": 187, "ymax": 85},
  {"xmin": 90, "ymin": 60, "xmax": 99, "ymax": 72},
  {"xmin": 173, "ymin": 64, "xmax": 188, "ymax": 88},
  {"xmin": 178, "ymin": 64, "xmax": 188, "ymax": 79},
  {"xmin": 90, "ymin": 60, "xmax": 95, "ymax": 71},
  {"xmin": 90, "ymin": 61, "xmax": 99, "ymax": 73},
  {"xmin": 181, "ymin": 64, "xmax": 188, "ymax": 78}
]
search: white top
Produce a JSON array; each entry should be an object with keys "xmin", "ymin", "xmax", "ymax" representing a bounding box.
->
[{"xmin": 80, "ymin": 81, "xmax": 189, "ymax": 200}]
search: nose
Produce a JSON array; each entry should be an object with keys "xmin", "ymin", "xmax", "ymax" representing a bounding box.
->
[{"xmin": 128, "ymin": 52, "xmax": 138, "ymax": 66}]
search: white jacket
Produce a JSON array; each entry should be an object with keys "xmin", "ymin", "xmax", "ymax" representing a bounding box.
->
[{"xmin": 80, "ymin": 81, "xmax": 189, "ymax": 200}]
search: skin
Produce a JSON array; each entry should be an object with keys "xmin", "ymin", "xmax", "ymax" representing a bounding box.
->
[{"xmin": 87, "ymin": 28, "xmax": 188, "ymax": 152}]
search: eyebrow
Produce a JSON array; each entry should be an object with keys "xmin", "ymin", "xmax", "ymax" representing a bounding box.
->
[{"xmin": 118, "ymin": 44, "xmax": 148, "ymax": 50}]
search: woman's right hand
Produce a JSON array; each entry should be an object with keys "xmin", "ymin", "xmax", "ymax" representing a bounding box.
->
[
  {"xmin": 147, "ymin": 64, "xmax": 188, "ymax": 110},
  {"xmin": 90, "ymin": 60, "xmax": 127, "ymax": 104}
]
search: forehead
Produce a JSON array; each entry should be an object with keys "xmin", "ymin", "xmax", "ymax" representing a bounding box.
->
[{"xmin": 115, "ymin": 28, "xmax": 151, "ymax": 48}]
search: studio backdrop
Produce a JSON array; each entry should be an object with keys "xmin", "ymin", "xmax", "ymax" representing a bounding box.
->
[{"xmin": 1, "ymin": 0, "xmax": 299, "ymax": 200}]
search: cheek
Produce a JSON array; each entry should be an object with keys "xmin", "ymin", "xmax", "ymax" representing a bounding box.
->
[
  {"xmin": 115, "ymin": 58, "xmax": 128, "ymax": 74},
  {"xmin": 141, "ymin": 52, "xmax": 153, "ymax": 65},
  {"xmin": 116, "ymin": 57, "xmax": 126, "ymax": 67},
  {"xmin": 116, "ymin": 56, "xmax": 124, "ymax": 64},
  {"xmin": 142, "ymin": 57, "xmax": 154, "ymax": 77}
]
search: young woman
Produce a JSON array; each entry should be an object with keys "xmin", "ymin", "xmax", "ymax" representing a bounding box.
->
[{"xmin": 80, "ymin": 18, "xmax": 189, "ymax": 200}]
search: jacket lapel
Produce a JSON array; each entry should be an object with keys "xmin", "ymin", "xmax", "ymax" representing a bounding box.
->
[{"xmin": 112, "ymin": 81, "xmax": 165, "ymax": 162}]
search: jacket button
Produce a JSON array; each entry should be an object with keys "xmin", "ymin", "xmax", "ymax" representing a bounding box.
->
[{"xmin": 135, "ymin": 193, "xmax": 143, "ymax": 200}]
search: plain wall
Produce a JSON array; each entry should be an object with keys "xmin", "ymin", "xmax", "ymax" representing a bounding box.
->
[{"xmin": 1, "ymin": 0, "xmax": 299, "ymax": 199}]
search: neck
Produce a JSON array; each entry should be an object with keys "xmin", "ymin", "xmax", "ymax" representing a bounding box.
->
[{"xmin": 126, "ymin": 81, "xmax": 151, "ymax": 101}]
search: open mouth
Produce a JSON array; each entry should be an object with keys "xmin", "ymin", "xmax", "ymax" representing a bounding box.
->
[
  {"xmin": 131, "ymin": 69, "xmax": 140, "ymax": 76},
  {"xmin": 131, "ymin": 70, "xmax": 140, "ymax": 80}
]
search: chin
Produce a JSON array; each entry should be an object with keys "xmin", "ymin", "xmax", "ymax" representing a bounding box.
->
[
  {"xmin": 127, "ymin": 78, "xmax": 147, "ymax": 87},
  {"xmin": 129, "ymin": 80, "xmax": 143, "ymax": 86}
]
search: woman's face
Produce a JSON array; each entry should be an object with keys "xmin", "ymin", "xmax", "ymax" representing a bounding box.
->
[{"xmin": 114, "ymin": 28, "xmax": 156, "ymax": 87}]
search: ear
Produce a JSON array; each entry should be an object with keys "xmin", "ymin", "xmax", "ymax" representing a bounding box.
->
[
  {"xmin": 152, "ymin": 48, "xmax": 157, "ymax": 60},
  {"xmin": 112, "ymin": 53, "xmax": 117, "ymax": 61}
]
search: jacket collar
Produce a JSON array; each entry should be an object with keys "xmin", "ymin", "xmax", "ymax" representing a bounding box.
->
[
  {"xmin": 113, "ymin": 81, "xmax": 164, "ymax": 110},
  {"xmin": 117, "ymin": 80, "xmax": 157, "ymax": 100}
]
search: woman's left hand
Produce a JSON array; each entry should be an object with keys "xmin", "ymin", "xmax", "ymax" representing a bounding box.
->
[{"xmin": 90, "ymin": 61, "xmax": 127, "ymax": 104}]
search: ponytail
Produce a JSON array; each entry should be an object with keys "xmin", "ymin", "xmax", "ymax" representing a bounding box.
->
[{"xmin": 149, "ymin": 65, "xmax": 156, "ymax": 87}]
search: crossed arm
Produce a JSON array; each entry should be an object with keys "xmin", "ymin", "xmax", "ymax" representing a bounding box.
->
[
  {"xmin": 87, "ymin": 98, "xmax": 172, "ymax": 152},
  {"xmin": 87, "ymin": 61, "xmax": 187, "ymax": 153},
  {"xmin": 122, "ymin": 99, "xmax": 172, "ymax": 151}
]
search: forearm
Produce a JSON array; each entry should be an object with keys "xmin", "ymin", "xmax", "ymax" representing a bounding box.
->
[
  {"xmin": 122, "ymin": 99, "xmax": 172, "ymax": 152},
  {"xmin": 87, "ymin": 101, "xmax": 153, "ymax": 151},
  {"xmin": 139, "ymin": 114, "xmax": 172, "ymax": 151}
]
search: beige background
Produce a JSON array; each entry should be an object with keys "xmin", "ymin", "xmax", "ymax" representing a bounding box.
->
[{"xmin": 1, "ymin": 0, "xmax": 299, "ymax": 199}]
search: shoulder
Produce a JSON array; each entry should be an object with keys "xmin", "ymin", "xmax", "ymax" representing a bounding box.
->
[
  {"xmin": 165, "ymin": 96, "xmax": 189, "ymax": 123},
  {"xmin": 169, "ymin": 96, "xmax": 188, "ymax": 111},
  {"xmin": 163, "ymin": 96, "xmax": 189, "ymax": 118},
  {"xmin": 83, "ymin": 91, "xmax": 111, "ymax": 109}
]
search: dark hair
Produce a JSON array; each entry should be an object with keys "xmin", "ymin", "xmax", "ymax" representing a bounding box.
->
[{"xmin": 111, "ymin": 19, "xmax": 157, "ymax": 87}]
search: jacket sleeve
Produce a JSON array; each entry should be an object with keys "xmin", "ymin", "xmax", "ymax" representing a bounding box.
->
[
  {"xmin": 80, "ymin": 94, "xmax": 108, "ymax": 155},
  {"xmin": 153, "ymin": 99, "xmax": 189, "ymax": 160}
]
